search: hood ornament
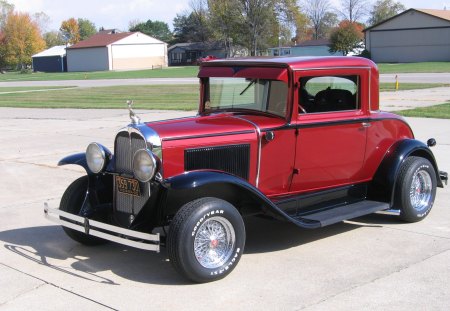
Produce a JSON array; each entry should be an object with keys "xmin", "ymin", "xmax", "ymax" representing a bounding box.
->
[{"xmin": 127, "ymin": 100, "xmax": 141, "ymax": 124}]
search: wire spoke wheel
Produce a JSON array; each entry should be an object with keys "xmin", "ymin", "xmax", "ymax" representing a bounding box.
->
[
  {"xmin": 409, "ymin": 170, "xmax": 433, "ymax": 211},
  {"xmin": 193, "ymin": 217, "xmax": 236, "ymax": 269}
]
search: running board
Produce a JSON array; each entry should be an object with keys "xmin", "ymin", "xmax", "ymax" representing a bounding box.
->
[{"xmin": 289, "ymin": 200, "xmax": 390, "ymax": 227}]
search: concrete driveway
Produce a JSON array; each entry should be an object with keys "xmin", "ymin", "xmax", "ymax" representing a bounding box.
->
[{"xmin": 0, "ymin": 108, "xmax": 449, "ymax": 310}]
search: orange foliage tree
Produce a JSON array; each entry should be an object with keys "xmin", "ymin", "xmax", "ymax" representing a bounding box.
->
[
  {"xmin": 60, "ymin": 17, "xmax": 80, "ymax": 45},
  {"xmin": 1, "ymin": 12, "xmax": 46, "ymax": 68},
  {"xmin": 329, "ymin": 20, "xmax": 364, "ymax": 55}
]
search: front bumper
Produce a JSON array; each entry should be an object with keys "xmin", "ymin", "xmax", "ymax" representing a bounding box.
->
[{"xmin": 44, "ymin": 203, "xmax": 160, "ymax": 252}]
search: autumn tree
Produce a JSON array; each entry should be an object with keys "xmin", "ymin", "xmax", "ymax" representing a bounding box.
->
[
  {"xmin": 337, "ymin": 0, "xmax": 369, "ymax": 23},
  {"xmin": 368, "ymin": 0, "xmax": 406, "ymax": 26},
  {"xmin": 0, "ymin": 0, "xmax": 13, "ymax": 28},
  {"xmin": 329, "ymin": 20, "xmax": 363, "ymax": 55},
  {"xmin": 60, "ymin": 18, "xmax": 80, "ymax": 44},
  {"xmin": 2, "ymin": 12, "xmax": 46, "ymax": 68},
  {"xmin": 129, "ymin": 19, "xmax": 173, "ymax": 42},
  {"xmin": 78, "ymin": 18, "xmax": 96, "ymax": 40}
]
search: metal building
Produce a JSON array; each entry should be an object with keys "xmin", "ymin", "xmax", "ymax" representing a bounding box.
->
[
  {"xmin": 364, "ymin": 9, "xmax": 450, "ymax": 63},
  {"xmin": 66, "ymin": 31, "xmax": 168, "ymax": 72},
  {"xmin": 32, "ymin": 45, "xmax": 67, "ymax": 72}
]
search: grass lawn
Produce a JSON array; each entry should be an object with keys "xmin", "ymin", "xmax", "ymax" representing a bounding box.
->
[
  {"xmin": 0, "ymin": 66, "xmax": 199, "ymax": 82},
  {"xmin": 0, "ymin": 85, "xmax": 199, "ymax": 110},
  {"xmin": 396, "ymin": 102, "xmax": 450, "ymax": 119},
  {"xmin": 379, "ymin": 83, "xmax": 449, "ymax": 91},
  {"xmin": 0, "ymin": 86, "xmax": 75, "ymax": 92},
  {"xmin": 378, "ymin": 62, "xmax": 450, "ymax": 74},
  {"xmin": 0, "ymin": 83, "xmax": 447, "ymax": 110}
]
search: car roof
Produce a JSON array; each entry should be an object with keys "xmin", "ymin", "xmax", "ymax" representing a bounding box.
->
[{"xmin": 201, "ymin": 56, "xmax": 377, "ymax": 71}]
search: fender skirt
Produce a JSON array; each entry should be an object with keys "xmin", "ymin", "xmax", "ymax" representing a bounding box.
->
[
  {"xmin": 368, "ymin": 139, "xmax": 444, "ymax": 205},
  {"xmin": 163, "ymin": 171, "xmax": 321, "ymax": 229}
]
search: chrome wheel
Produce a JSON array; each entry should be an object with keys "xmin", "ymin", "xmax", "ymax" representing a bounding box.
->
[
  {"xmin": 193, "ymin": 216, "xmax": 236, "ymax": 269},
  {"xmin": 409, "ymin": 169, "xmax": 433, "ymax": 211}
]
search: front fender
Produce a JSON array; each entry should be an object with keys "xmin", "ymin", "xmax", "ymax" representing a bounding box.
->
[
  {"xmin": 368, "ymin": 139, "xmax": 443, "ymax": 205},
  {"xmin": 58, "ymin": 153, "xmax": 92, "ymax": 174},
  {"xmin": 162, "ymin": 171, "xmax": 320, "ymax": 229}
]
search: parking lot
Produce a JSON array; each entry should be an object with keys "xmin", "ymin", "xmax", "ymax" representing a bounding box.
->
[{"xmin": 0, "ymin": 105, "xmax": 449, "ymax": 310}]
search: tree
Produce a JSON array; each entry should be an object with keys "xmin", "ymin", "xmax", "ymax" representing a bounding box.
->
[
  {"xmin": 368, "ymin": 0, "xmax": 406, "ymax": 26},
  {"xmin": 303, "ymin": 0, "xmax": 330, "ymax": 39},
  {"xmin": 43, "ymin": 30, "xmax": 65, "ymax": 47},
  {"xmin": 77, "ymin": 18, "xmax": 96, "ymax": 40},
  {"xmin": 129, "ymin": 19, "xmax": 173, "ymax": 42},
  {"xmin": 337, "ymin": 0, "xmax": 369, "ymax": 23},
  {"xmin": 329, "ymin": 20, "xmax": 363, "ymax": 55},
  {"xmin": 32, "ymin": 11, "xmax": 50, "ymax": 34},
  {"xmin": 173, "ymin": 11, "xmax": 212, "ymax": 43},
  {"xmin": 2, "ymin": 12, "xmax": 46, "ymax": 68},
  {"xmin": 60, "ymin": 18, "xmax": 80, "ymax": 44},
  {"xmin": 0, "ymin": 0, "xmax": 13, "ymax": 28}
]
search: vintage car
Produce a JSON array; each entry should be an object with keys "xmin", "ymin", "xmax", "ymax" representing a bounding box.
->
[{"xmin": 45, "ymin": 56, "xmax": 447, "ymax": 283}]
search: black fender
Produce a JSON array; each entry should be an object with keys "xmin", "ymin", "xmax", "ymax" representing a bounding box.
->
[
  {"xmin": 58, "ymin": 152, "xmax": 92, "ymax": 174},
  {"xmin": 162, "ymin": 171, "xmax": 320, "ymax": 229},
  {"xmin": 368, "ymin": 139, "xmax": 443, "ymax": 206}
]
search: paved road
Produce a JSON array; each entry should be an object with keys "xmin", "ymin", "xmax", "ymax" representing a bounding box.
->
[
  {"xmin": 0, "ymin": 73, "xmax": 449, "ymax": 88},
  {"xmin": 0, "ymin": 107, "xmax": 449, "ymax": 310}
]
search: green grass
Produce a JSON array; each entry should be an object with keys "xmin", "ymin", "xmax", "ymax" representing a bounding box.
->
[
  {"xmin": 396, "ymin": 102, "xmax": 450, "ymax": 119},
  {"xmin": 0, "ymin": 85, "xmax": 199, "ymax": 110},
  {"xmin": 378, "ymin": 62, "xmax": 450, "ymax": 74},
  {"xmin": 0, "ymin": 66, "xmax": 199, "ymax": 82},
  {"xmin": 379, "ymin": 83, "xmax": 449, "ymax": 91},
  {"xmin": 0, "ymin": 86, "xmax": 75, "ymax": 92}
]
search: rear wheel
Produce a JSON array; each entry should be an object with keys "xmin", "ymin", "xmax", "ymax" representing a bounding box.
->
[
  {"xmin": 167, "ymin": 197, "xmax": 245, "ymax": 283},
  {"xmin": 60, "ymin": 176, "xmax": 107, "ymax": 245},
  {"xmin": 395, "ymin": 157, "xmax": 437, "ymax": 222}
]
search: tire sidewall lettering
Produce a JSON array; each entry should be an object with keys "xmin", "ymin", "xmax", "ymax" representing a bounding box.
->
[{"xmin": 191, "ymin": 209, "xmax": 225, "ymax": 237}]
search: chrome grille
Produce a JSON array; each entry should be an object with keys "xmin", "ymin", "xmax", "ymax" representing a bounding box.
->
[{"xmin": 114, "ymin": 130, "xmax": 151, "ymax": 215}]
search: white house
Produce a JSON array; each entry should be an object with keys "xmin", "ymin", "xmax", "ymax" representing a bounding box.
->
[{"xmin": 66, "ymin": 31, "xmax": 168, "ymax": 72}]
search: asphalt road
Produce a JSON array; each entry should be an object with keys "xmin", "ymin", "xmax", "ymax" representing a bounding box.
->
[
  {"xmin": 0, "ymin": 105, "xmax": 449, "ymax": 310},
  {"xmin": 0, "ymin": 73, "xmax": 449, "ymax": 88}
]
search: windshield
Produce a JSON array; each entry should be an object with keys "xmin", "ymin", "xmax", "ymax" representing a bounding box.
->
[{"xmin": 204, "ymin": 77, "xmax": 288, "ymax": 117}]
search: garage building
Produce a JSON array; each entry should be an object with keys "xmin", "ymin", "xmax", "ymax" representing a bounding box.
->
[
  {"xmin": 32, "ymin": 45, "xmax": 67, "ymax": 72},
  {"xmin": 364, "ymin": 9, "xmax": 450, "ymax": 63},
  {"xmin": 66, "ymin": 31, "xmax": 168, "ymax": 72}
]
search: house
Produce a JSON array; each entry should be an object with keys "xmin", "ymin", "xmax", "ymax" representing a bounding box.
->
[
  {"xmin": 32, "ymin": 45, "xmax": 67, "ymax": 72},
  {"xmin": 168, "ymin": 42, "xmax": 227, "ymax": 66},
  {"xmin": 268, "ymin": 39, "xmax": 343, "ymax": 57},
  {"xmin": 364, "ymin": 8, "xmax": 450, "ymax": 62},
  {"xmin": 66, "ymin": 31, "xmax": 167, "ymax": 72}
]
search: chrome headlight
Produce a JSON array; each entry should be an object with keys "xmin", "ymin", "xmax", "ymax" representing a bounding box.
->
[
  {"xmin": 133, "ymin": 149, "xmax": 157, "ymax": 182},
  {"xmin": 86, "ymin": 143, "xmax": 107, "ymax": 173}
]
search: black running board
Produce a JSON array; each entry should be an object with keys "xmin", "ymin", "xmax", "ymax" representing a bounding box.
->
[{"xmin": 287, "ymin": 200, "xmax": 390, "ymax": 228}]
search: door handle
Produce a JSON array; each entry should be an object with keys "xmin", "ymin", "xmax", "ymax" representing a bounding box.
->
[{"xmin": 362, "ymin": 122, "xmax": 371, "ymax": 128}]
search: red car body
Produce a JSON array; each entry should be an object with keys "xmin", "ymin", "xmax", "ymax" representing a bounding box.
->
[{"xmin": 46, "ymin": 56, "xmax": 447, "ymax": 282}]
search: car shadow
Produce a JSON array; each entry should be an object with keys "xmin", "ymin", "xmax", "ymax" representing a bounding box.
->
[{"xmin": 0, "ymin": 215, "xmax": 390, "ymax": 286}]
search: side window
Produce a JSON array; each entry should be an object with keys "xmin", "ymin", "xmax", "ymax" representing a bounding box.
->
[{"xmin": 299, "ymin": 75, "xmax": 359, "ymax": 113}]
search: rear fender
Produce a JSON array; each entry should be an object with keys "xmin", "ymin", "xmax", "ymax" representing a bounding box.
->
[{"xmin": 368, "ymin": 139, "xmax": 443, "ymax": 206}]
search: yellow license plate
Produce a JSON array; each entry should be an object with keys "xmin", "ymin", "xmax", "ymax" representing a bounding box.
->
[{"xmin": 115, "ymin": 176, "xmax": 141, "ymax": 197}]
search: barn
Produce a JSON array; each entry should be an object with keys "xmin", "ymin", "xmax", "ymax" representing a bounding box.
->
[
  {"xmin": 364, "ymin": 8, "xmax": 450, "ymax": 62},
  {"xmin": 32, "ymin": 45, "xmax": 67, "ymax": 72},
  {"xmin": 66, "ymin": 31, "xmax": 168, "ymax": 72}
]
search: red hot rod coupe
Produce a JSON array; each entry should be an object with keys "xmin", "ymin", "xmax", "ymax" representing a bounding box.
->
[{"xmin": 45, "ymin": 56, "xmax": 447, "ymax": 282}]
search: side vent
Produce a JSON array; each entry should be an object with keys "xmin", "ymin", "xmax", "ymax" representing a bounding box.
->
[{"xmin": 185, "ymin": 144, "xmax": 250, "ymax": 180}]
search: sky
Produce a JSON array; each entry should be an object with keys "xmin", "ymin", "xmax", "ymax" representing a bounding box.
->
[{"xmin": 8, "ymin": 0, "xmax": 450, "ymax": 33}]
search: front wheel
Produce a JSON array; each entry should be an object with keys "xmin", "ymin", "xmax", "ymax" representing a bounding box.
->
[
  {"xmin": 167, "ymin": 197, "xmax": 245, "ymax": 283},
  {"xmin": 395, "ymin": 156, "xmax": 437, "ymax": 222}
]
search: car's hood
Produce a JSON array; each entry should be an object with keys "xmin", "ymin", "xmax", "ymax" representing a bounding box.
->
[{"xmin": 145, "ymin": 113, "xmax": 257, "ymax": 141}]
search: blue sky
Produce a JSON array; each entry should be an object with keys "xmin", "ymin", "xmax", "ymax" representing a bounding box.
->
[{"xmin": 9, "ymin": 0, "xmax": 450, "ymax": 32}]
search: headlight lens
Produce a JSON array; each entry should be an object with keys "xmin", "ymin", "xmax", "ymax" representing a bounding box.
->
[
  {"xmin": 86, "ymin": 143, "xmax": 106, "ymax": 173},
  {"xmin": 133, "ymin": 149, "xmax": 157, "ymax": 182}
]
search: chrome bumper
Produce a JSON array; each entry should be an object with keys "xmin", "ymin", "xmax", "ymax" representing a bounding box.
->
[{"xmin": 44, "ymin": 203, "xmax": 160, "ymax": 252}]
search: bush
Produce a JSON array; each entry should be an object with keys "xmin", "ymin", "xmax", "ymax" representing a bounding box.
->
[{"xmin": 20, "ymin": 68, "xmax": 33, "ymax": 74}]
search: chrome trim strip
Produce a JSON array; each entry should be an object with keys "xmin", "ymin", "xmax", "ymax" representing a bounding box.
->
[
  {"xmin": 294, "ymin": 66, "xmax": 372, "ymax": 71},
  {"xmin": 44, "ymin": 204, "xmax": 160, "ymax": 252},
  {"xmin": 376, "ymin": 209, "xmax": 401, "ymax": 216},
  {"xmin": 162, "ymin": 130, "xmax": 254, "ymax": 142},
  {"xmin": 232, "ymin": 116, "xmax": 261, "ymax": 187}
]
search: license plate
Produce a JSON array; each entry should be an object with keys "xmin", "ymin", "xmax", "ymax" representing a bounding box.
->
[{"xmin": 116, "ymin": 176, "xmax": 141, "ymax": 197}]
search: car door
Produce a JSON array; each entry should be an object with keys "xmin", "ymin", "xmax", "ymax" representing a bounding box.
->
[{"xmin": 290, "ymin": 68, "xmax": 370, "ymax": 193}]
